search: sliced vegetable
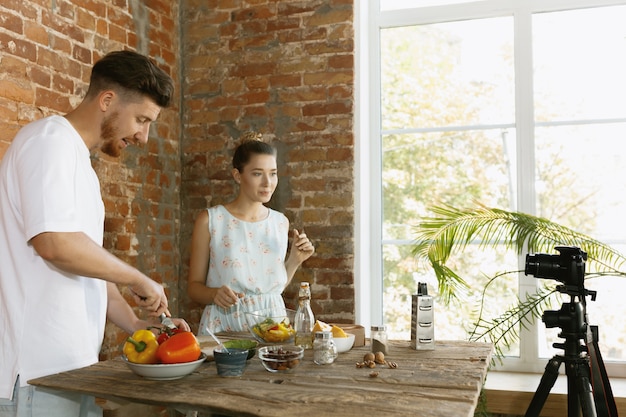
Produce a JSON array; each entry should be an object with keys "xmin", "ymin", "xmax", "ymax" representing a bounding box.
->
[{"xmin": 252, "ymin": 318, "xmax": 295, "ymax": 343}]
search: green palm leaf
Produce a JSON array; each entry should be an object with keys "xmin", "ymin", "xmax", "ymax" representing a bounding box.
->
[
  {"xmin": 412, "ymin": 204, "xmax": 626, "ymax": 362},
  {"xmin": 412, "ymin": 204, "xmax": 626, "ymax": 304}
]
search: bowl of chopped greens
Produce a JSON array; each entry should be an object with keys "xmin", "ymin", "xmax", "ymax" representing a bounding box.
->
[
  {"xmin": 222, "ymin": 339, "xmax": 258, "ymax": 360},
  {"xmin": 245, "ymin": 308, "xmax": 296, "ymax": 344}
]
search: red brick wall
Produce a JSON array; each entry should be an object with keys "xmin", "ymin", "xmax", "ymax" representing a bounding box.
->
[
  {"xmin": 0, "ymin": 0, "xmax": 355, "ymax": 358},
  {"xmin": 179, "ymin": 0, "xmax": 355, "ymax": 328},
  {"xmin": 0, "ymin": 0, "xmax": 182, "ymax": 359}
]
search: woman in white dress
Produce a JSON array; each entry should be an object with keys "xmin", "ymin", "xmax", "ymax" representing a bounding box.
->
[{"xmin": 187, "ymin": 132, "xmax": 315, "ymax": 334}]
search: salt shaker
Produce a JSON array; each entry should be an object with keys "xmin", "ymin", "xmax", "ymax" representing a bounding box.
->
[
  {"xmin": 371, "ymin": 325, "xmax": 388, "ymax": 355},
  {"xmin": 313, "ymin": 331, "xmax": 337, "ymax": 365}
]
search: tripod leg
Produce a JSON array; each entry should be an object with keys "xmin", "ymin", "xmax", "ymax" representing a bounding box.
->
[
  {"xmin": 587, "ymin": 326, "xmax": 618, "ymax": 417},
  {"xmin": 569, "ymin": 360, "xmax": 597, "ymax": 417},
  {"xmin": 525, "ymin": 356, "xmax": 563, "ymax": 417}
]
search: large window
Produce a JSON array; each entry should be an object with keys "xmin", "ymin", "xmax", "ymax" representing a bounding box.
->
[{"xmin": 359, "ymin": 0, "xmax": 626, "ymax": 375}]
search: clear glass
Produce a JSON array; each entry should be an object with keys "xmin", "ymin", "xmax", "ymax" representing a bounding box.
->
[
  {"xmin": 313, "ymin": 332, "xmax": 338, "ymax": 365},
  {"xmin": 371, "ymin": 325, "xmax": 389, "ymax": 354},
  {"xmin": 294, "ymin": 282, "xmax": 315, "ymax": 349}
]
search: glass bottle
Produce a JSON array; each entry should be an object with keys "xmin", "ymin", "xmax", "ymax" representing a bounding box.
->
[
  {"xmin": 371, "ymin": 325, "xmax": 388, "ymax": 355},
  {"xmin": 313, "ymin": 331, "xmax": 337, "ymax": 365},
  {"xmin": 294, "ymin": 282, "xmax": 315, "ymax": 349}
]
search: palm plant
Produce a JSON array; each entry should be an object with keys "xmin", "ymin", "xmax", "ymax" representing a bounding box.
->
[{"xmin": 412, "ymin": 204, "xmax": 626, "ymax": 361}]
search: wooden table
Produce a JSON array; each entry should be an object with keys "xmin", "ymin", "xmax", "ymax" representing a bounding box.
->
[{"xmin": 29, "ymin": 340, "xmax": 492, "ymax": 417}]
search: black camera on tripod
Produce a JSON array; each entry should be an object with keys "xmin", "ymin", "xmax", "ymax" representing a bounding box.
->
[
  {"xmin": 525, "ymin": 245, "xmax": 591, "ymax": 346},
  {"xmin": 522, "ymin": 246, "xmax": 616, "ymax": 417},
  {"xmin": 525, "ymin": 245, "xmax": 595, "ymax": 302},
  {"xmin": 525, "ymin": 245, "xmax": 586, "ymax": 288}
]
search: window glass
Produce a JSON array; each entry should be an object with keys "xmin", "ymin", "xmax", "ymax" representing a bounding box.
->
[
  {"xmin": 376, "ymin": 2, "xmax": 626, "ymax": 370},
  {"xmin": 533, "ymin": 7, "xmax": 626, "ymax": 121},
  {"xmin": 534, "ymin": 125, "xmax": 626, "ymax": 361},
  {"xmin": 381, "ymin": 19, "xmax": 514, "ymax": 131},
  {"xmin": 532, "ymin": 7, "xmax": 626, "ymax": 362},
  {"xmin": 380, "ymin": 17, "xmax": 518, "ymax": 344},
  {"xmin": 381, "ymin": 0, "xmax": 476, "ymax": 11}
]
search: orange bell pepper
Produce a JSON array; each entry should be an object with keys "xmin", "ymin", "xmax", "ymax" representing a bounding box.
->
[{"xmin": 156, "ymin": 331, "xmax": 201, "ymax": 364}]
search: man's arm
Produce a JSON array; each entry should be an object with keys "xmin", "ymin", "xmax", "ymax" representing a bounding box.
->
[{"xmin": 30, "ymin": 231, "xmax": 168, "ymax": 315}]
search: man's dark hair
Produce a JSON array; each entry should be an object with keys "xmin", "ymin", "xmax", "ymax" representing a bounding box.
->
[{"xmin": 86, "ymin": 50, "xmax": 174, "ymax": 107}]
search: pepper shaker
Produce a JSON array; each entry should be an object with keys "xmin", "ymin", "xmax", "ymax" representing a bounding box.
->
[{"xmin": 370, "ymin": 325, "xmax": 388, "ymax": 355}]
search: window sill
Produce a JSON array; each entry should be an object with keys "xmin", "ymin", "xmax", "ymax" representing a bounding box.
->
[{"xmin": 484, "ymin": 371, "xmax": 626, "ymax": 416}]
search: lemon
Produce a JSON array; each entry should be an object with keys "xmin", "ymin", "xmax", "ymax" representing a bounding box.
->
[
  {"xmin": 312, "ymin": 320, "xmax": 332, "ymax": 333},
  {"xmin": 331, "ymin": 325, "xmax": 348, "ymax": 338}
]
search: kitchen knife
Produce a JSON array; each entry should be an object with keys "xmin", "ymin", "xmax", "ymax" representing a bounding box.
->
[{"xmin": 159, "ymin": 313, "xmax": 177, "ymax": 330}]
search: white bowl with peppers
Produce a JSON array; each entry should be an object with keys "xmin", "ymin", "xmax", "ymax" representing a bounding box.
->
[{"xmin": 122, "ymin": 327, "xmax": 205, "ymax": 380}]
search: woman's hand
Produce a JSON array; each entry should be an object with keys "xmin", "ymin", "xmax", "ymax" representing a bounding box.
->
[
  {"xmin": 288, "ymin": 229, "xmax": 315, "ymax": 265},
  {"xmin": 214, "ymin": 285, "xmax": 244, "ymax": 309}
]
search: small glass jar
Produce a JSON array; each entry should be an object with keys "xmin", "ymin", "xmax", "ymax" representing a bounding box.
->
[
  {"xmin": 313, "ymin": 331, "xmax": 337, "ymax": 365},
  {"xmin": 371, "ymin": 325, "xmax": 388, "ymax": 355}
]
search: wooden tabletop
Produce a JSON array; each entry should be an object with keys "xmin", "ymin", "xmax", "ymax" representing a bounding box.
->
[{"xmin": 29, "ymin": 340, "xmax": 492, "ymax": 417}]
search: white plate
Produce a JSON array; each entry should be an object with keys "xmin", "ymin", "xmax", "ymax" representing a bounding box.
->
[{"xmin": 122, "ymin": 353, "xmax": 207, "ymax": 380}]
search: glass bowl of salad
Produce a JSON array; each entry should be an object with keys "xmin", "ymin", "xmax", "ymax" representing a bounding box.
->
[{"xmin": 245, "ymin": 308, "xmax": 296, "ymax": 344}]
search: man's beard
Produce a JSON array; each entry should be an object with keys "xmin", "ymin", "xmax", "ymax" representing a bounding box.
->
[{"xmin": 99, "ymin": 111, "xmax": 122, "ymax": 157}]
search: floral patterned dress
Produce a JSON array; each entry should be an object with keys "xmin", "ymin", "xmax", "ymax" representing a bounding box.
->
[{"xmin": 198, "ymin": 205, "xmax": 290, "ymax": 334}]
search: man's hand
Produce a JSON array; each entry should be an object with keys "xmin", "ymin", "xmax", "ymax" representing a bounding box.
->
[{"xmin": 129, "ymin": 278, "xmax": 169, "ymax": 316}]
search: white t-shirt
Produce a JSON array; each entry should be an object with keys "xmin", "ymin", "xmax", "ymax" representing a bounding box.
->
[{"xmin": 0, "ymin": 115, "xmax": 107, "ymax": 400}]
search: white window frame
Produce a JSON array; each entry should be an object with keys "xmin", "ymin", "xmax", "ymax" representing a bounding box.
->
[{"xmin": 356, "ymin": 0, "xmax": 626, "ymax": 376}]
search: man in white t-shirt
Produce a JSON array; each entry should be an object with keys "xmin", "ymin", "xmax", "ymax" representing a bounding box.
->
[{"xmin": 0, "ymin": 51, "xmax": 189, "ymax": 417}]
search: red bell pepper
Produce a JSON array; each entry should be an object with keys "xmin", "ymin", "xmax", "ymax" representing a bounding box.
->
[{"xmin": 156, "ymin": 331, "xmax": 201, "ymax": 364}]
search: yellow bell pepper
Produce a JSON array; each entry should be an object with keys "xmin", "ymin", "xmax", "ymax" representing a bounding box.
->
[{"xmin": 123, "ymin": 329, "xmax": 159, "ymax": 364}]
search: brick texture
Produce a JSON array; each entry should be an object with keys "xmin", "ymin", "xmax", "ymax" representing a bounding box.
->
[
  {"xmin": 0, "ymin": 0, "xmax": 182, "ymax": 361},
  {"xmin": 0, "ymin": 0, "xmax": 355, "ymax": 363},
  {"xmin": 179, "ymin": 0, "xmax": 355, "ymax": 328}
]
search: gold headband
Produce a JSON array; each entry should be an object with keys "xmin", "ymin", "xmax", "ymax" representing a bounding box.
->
[{"xmin": 240, "ymin": 131, "xmax": 263, "ymax": 143}]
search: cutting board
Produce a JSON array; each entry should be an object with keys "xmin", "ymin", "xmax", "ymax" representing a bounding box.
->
[{"xmin": 197, "ymin": 337, "xmax": 219, "ymax": 361}]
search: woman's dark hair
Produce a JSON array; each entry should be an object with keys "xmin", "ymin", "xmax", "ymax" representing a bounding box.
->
[
  {"xmin": 232, "ymin": 132, "xmax": 277, "ymax": 172},
  {"xmin": 85, "ymin": 50, "xmax": 174, "ymax": 107}
]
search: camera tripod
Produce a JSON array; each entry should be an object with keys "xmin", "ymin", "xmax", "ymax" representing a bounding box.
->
[{"xmin": 525, "ymin": 288, "xmax": 618, "ymax": 417}]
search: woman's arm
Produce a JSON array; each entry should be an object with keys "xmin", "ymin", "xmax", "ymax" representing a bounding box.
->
[
  {"xmin": 187, "ymin": 210, "xmax": 215, "ymax": 305},
  {"xmin": 186, "ymin": 210, "xmax": 241, "ymax": 308},
  {"xmin": 284, "ymin": 228, "xmax": 315, "ymax": 284}
]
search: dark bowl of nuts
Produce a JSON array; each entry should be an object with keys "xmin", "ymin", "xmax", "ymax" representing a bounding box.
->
[{"xmin": 258, "ymin": 345, "xmax": 304, "ymax": 373}]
